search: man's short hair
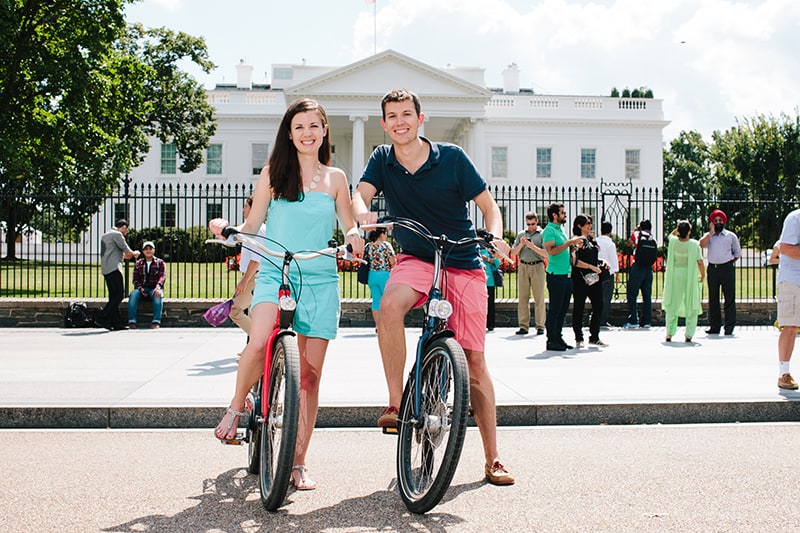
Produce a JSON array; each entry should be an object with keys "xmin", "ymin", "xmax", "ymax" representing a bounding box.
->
[
  {"xmin": 546, "ymin": 203, "xmax": 564, "ymax": 222},
  {"xmin": 381, "ymin": 88, "xmax": 421, "ymax": 119},
  {"xmin": 640, "ymin": 219, "xmax": 652, "ymax": 231},
  {"xmin": 525, "ymin": 211, "xmax": 538, "ymax": 220},
  {"xmin": 601, "ymin": 221, "xmax": 613, "ymax": 235},
  {"xmin": 115, "ymin": 219, "xmax": 129, "ymax": 228}
]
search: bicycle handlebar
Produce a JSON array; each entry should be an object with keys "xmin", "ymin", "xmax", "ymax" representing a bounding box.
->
[
  {"xmin": 205, "ymin": 227, "xmax": 361, "ymax": 263},
  {"xmin": 360, "ymin": 216, "xmax": 512, "ymax": 263}
]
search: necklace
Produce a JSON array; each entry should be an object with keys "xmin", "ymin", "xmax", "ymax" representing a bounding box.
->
[{"xmin": 303, "ymin": 164, "xmax": 322, "ymax": 193}]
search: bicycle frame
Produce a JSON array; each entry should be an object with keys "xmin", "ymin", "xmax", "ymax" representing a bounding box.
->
[
  {"xmin": 362, "ymin": 217, "xmax": 506, "ymax": 423},
  {"xmin": 207, "ymin": 232, "xmax": 357, "ymax": 419}
]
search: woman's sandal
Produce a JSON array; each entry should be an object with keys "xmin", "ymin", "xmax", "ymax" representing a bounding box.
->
[
  {"xmin": 291, "ymin": 465, "xmax": 317, "ymax": 491},
  {"xmin": 215, "ymin": 406, "xmax": 245, "ymax": 444}
]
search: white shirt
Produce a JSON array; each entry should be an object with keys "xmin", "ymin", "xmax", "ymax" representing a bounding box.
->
[
  {"xmin": 596, "ymin": 234, "xmax": 619, "ymax": 275},
  {"xmin": 239, "ymin": 224, "xmax": 266, "ymax": 275},
  {"xmin": 778, "ymin": 209, "xmax": 800, "ymax": 284}
]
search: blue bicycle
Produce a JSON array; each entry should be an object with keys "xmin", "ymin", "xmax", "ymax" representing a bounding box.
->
[{"xmin": 362, "ymin": 216, "xmax": 504, "ymax": 514}]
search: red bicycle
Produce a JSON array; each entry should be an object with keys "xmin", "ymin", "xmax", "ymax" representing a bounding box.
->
[{"xmin": 208, "ymin": 228, "xmax": 356, "ymax": 511}]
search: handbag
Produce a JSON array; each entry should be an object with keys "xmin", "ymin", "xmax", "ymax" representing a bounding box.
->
[
  {"xmin": 583, "ymin": 271, "xmax": 600, "ymax": 286},
  {"xmin": 203, "ymin": 299, "xmax": 233, "ymax": 327},
  {"xmin": 357, "ymin": 247, "xmax": 370, "ymax": 285},
  {"xmin": 492, "ymin": 269, "xmax": 504, "ymax": 287}
]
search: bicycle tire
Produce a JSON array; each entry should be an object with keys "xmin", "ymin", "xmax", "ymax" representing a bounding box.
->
[
  {"xmin": 396, "ymin": 337, "xmax": 469, "ymax": 514},
  {"xmin": 246, "ymin": 381, "xmax": 262, "ymax": 475},
  {"xmin": 259, "ymin": 335, "xmax": 300, "ymax": 511}
]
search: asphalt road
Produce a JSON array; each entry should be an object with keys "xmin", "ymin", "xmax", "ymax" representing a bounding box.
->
[{"xmin": 2, "ymin": 424, "xmax": 799, "ymax": 532}]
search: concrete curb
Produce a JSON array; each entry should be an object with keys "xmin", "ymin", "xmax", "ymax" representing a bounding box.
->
[{"xmin": 3, "ymin": 401, "xmax": 799, "ymax": 430}]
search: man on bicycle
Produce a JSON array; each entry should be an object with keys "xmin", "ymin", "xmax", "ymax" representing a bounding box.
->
[{"xmin": 352, "ymin": 88, "xmax": 515, "ymax": 486}]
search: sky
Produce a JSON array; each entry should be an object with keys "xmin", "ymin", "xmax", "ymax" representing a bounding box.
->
[{"xmin": 125, "ymin": 0, "xmax": 800, "ymax": 142}]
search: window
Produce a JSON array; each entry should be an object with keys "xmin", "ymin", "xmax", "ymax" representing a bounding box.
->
[
  {"xmin": 491, "ymin": 146, "xmax": 508, "ymax": 178},
  {"xmin": 252, "ymin": 143, "xmax": 269, "ymax": 175},
  {"xmin": 273, "ymin": 67, "xmax": 293, "ymax": 80},
  {"xmin": 536, "ymin": 147, "xmax": 552, "ymax": 179},
  {"xmin": 160, "ymin": 143, "xmax": 177, "ymax": 175},
  {"xmin": 207, "ymin": 203, "xmax": 222, "ymax": 223},
  {"xmin": 160, "ymin": 203, "xmax": 176, "ymax": 228},
  {"xmin": 207, "ymin": 144, "xmax": 222, "ymax": 175},
  {"xmin": 113, "ymin": 203, "xmax": 128, "ymax": 223},
  {"xmin": 580, "ymin": 149, "xmax": 596, "ymax": 179},
  {"xmin": 625, "ymin": 149, "xmax": 640, "ymax": 180}
]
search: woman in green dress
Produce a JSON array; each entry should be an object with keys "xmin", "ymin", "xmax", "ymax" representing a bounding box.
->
[{"xmin": 663, "ymin": 220, "xmax": 706, "ymax": 343}]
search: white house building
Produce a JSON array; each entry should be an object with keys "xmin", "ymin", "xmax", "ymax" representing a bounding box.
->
[
  {"xmin": 119, "ymin": 50, "xmax": 668, "ymax": 242},
  {"xmin": 131, "ymin": 49, "xmax": 668, "ymax": 189}
]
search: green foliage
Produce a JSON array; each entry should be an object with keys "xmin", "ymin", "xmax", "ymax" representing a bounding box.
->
[
  {"xmin": 128, "ymin": 226, "xmax": 227, "ymax": 262},
  {"xmin": 610, "ymin": 87, "xmax": 620, "ymax": 97},
  {"xmin": 663, "ymin": 130, "xmax": 712, "ymax": 230},
  {"xmin": 0, "ymin": 2, "xmax": 216, "ymax": 258},
  {"xmin": 503, "ymin": 229, "xmax": 516, "ymax": 246}
]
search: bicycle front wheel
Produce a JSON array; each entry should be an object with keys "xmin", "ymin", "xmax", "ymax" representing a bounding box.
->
[
  {"xmin": 259, "ymin": 334, "xmax": 300, "ymax": 511},
  {"xmin": 396, "ymin": 337, "xmax": 469, "ymax": 514}
]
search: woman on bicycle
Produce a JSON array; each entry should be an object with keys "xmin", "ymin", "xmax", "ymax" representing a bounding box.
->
[
  {"xmin": 366, "ymin": 228, "xmax": 396, "ymax": 329},
  {"xmin": 209, "ymin": 98, "xmax": 362, "ymax": 491}
]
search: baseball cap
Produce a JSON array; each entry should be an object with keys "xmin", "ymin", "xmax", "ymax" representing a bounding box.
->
[{"xmin": 142, "ymin": 241, "xmax": 155, "ymax": 250}]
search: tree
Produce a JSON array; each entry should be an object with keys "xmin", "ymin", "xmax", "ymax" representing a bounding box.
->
[
  {"xmin": 0, "ymin": 1, "xmax": 216, "ymax": 259},
  {"xmin": 710, "ymin": 112, "xmax": 800, "ymax": 247},
  {"xmin": 663, "ymin": 130, "xmax": 712, "ymax": 230}
]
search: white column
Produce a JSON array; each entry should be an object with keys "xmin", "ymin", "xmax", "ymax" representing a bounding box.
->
[
  {"xmin": 470, "ymin": 117, "xmax": 486, "ymax": 177},
  {"xmin": 350, "ymin": 115, "xmax": 368, "ymax": 188}
]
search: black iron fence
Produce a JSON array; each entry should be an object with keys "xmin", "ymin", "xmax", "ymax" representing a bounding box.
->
[{"xmin": 0, "ymin": 181, "xmax": 791, "ymax": 300}]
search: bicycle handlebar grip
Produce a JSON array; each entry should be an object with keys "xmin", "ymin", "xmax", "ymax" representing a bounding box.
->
[
  {"xmin": 221, "ymin": 226, "xmax": 239, "ymax": 238},
  {"xmin": 476, "ymin": 228, "xmax": 494, "ymax": 241}
]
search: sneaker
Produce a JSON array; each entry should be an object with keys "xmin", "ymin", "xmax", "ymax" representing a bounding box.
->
[
  {"xmin": 485, "ymin": 460, "xmax": 515, "ymax": 485},
  {"xmin": 623, "ymin": 322, "xmax": 638, "ymax": 329},
  {"xmin": 600, "ymin": 322, "xmax": 613, "ymax": 330},
  {"xmin": 377, "ymin": 406, "xmax": 399, "ymax": 428},
  {"xmin": 545, "ymin": 342, "xmax": 567, "ymax": 351},
  {"xmin": 575, "ymin": 340, "xmax": 585, "ymax": 349},
  {"xmin": 640, "ymin": 324, "xmax": 651, "ymax": 329},
  {"xmin": 128, "ymin": 322, "xmax": 137, "ymax": 329},
  {"xmin": 150, "ymin": 322, "xmax": 160, "ymax": 329},
  {"xmin": 778, "ymin": 373, "xmax": 799, "ymax": 390},
  {"xmin": 515, "ymin": 328, "xmax": 528, "ymax": 335},
  {"xmin": 536, "ymin": 328, "xmax": 545, "ymax": 335},
  {"xmin": 589, "ymin": 339, "xmax": 608, "ymax": 347}
]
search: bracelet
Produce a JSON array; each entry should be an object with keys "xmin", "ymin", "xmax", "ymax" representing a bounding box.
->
[{"xmin": 345, "ymin": 227, "xmax": 359, "ymax": 237}]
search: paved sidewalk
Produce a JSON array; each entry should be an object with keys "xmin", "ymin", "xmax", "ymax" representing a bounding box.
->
[{"xmin": 1, "ymin": 325, "xmax": 799, "ymax": 428}]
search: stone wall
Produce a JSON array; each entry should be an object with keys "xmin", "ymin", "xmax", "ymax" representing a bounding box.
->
[{"xmin": 0, "ymin": 297, "xmax": 779, "ymax": 328}]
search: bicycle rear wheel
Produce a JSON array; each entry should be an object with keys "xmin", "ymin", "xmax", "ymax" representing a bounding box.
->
[
  {"xmin": 259, "ymin": 335, "xmax": 300, "ymax": 511},
  {"xmin": 396, "ymin": 337, "xmax": 469, "ymax": 514}
]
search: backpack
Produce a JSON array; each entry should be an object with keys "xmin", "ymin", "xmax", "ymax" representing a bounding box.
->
[
  {"xmin": 635, "ymin": 232, "xmax": 658, "ymax": 267},
  {"xmin": 64, "ymin": 302, "xmax": 93, "ymax": 328}
]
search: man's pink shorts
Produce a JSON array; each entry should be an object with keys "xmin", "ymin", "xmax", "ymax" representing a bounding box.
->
[{"xmin": 387, "ymin": 254, "xmax": 488, "ymax": 352}]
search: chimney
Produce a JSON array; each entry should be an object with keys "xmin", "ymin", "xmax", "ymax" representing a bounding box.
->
[
  {"xmin": 236, "ymin": 60, "xmax": 253, "ymax": 89},
  {"xmin": 502, "ymin": 63, "xmax": 520, "ymax": 94}
]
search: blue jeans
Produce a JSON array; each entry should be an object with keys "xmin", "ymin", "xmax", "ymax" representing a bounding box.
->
[
  {"xmin": 128, "ymin": 288, "xmax": 163, "ymax": 324},
  {"xmin": 546, "ymin": 273, "xmax": 573, "ymax": 344},
  {"xmin": 626, "ymin": 263, "xmax": 652, "ymax": 326}
]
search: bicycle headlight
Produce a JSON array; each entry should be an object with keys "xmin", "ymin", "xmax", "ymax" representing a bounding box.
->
[
  {"xmin": 428, "ymin": 299, "xmax": 453, "ymax": 319},
  {"xmin": 278, "ymin": 295, "xmax": 296, "ymax": 311}
]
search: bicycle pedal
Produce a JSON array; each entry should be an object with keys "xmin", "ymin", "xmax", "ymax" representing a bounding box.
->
[{"xmin": 382, "ymin": 426, "xmax": 399, "ymax": 435}]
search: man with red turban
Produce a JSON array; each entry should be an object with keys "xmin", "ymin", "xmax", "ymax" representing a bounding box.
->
[{"xmin": 699, "ymin": 209, "xmax": 742, "ymax": 335}]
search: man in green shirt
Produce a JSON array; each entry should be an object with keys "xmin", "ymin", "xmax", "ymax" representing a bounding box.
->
[{"xmin": 542, "ymin": 203, "xmax": 583, "ymax": 351}]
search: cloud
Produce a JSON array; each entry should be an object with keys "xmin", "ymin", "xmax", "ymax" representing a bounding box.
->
[{"xmin": 350, "ymin": 0, "xmax": 799, "ymax": 140}]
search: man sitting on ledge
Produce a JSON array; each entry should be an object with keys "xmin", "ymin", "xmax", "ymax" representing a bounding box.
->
[{"xmin": 127, "ymin": 241, "xmax": 166, "ymax": 329}]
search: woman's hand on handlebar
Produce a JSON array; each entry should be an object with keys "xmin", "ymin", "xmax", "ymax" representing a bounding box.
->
[
  {"xmin": 209, "ymin": 218, "xmax": 231, "ymax": 240},
  {"xmin": 344, "ymin": 227, "xmax": 365, "ymax": 256}
]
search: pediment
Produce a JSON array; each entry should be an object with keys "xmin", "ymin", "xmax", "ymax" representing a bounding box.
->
[{"xmin": 284, "ymin": 49, "xmax": 492, "ymax": 101}]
